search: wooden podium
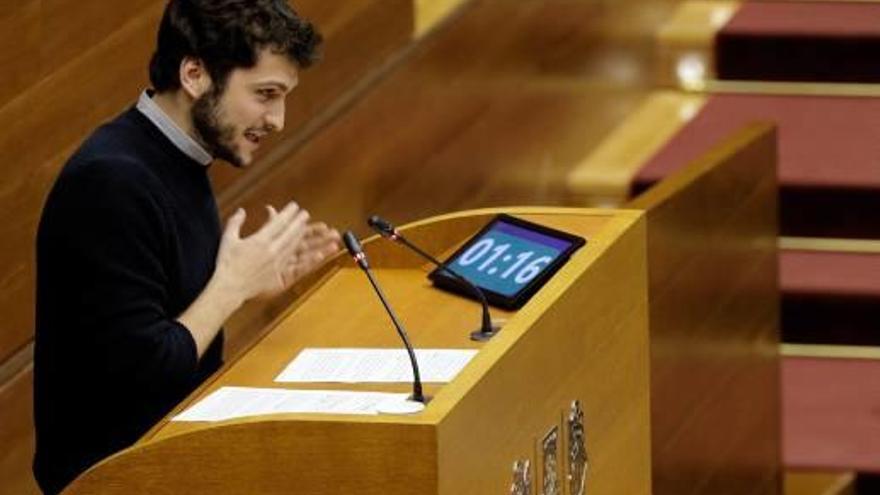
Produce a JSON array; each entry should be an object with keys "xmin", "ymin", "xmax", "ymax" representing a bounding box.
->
[{"xmin": 66, "ymin": 208, "xmax": 652, "ymax": 494}]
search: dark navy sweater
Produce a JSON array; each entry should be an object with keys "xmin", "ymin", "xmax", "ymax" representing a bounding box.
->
[{"xmin": 33, "ymin": 107, "xmax": 224, "ymax": 494}]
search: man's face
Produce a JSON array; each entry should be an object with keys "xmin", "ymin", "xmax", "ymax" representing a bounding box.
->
[{"xmin": 192, "ymin": 49, "xmax": 299, "ymax": 167}]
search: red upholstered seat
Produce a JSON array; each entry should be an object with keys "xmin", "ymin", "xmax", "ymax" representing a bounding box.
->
[
  {"xmin": 783, "ymin": 357, "xmax": 880, "ymax": 473},
  {"xmin": 782, "ymin": 250, "xmax": 880, "ymax": 346},
  {"xmin": 633, "ymin": 93, "xmax": 880, "ymax": 238},
  {"xmin": 783, "ymin": 251, "xmax": 880, "ymax": 298},
  {"xmin": 724, "ymin": 2, "xmax": 880, "ymax": 38},
  {"xmin": 716, "ymin": 2, "xmax": 880, "ymax": 82}
]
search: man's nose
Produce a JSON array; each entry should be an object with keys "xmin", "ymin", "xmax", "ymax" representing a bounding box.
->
[{"xmin": 266, "ymin": 104, "xmax": 285, "ymax": 132}]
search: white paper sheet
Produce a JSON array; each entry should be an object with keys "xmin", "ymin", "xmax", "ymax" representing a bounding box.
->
[
  {"xmin": 171, "ymin": 387, "xmax": 411, "ymax": 422},
  {"xmin": 274, "ymin": 348, "xmax": 478, "ymax": 383}
]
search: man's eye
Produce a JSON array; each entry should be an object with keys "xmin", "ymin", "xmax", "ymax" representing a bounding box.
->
[{"xmin": 258, "ymin": 90, "xmax": 275, "ymax": 100}]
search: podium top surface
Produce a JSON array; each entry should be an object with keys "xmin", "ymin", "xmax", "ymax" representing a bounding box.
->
[{"xmin": 144, "ymin": 207, "xmax": 641, "ymax": 442}]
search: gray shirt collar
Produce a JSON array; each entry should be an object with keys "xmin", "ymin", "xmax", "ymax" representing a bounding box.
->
[{"xmin": 136, "ymin": 90, "xmax": 213, "ymax": 166}]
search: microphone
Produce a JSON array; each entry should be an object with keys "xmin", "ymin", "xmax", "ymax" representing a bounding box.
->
[
  {"xmin": 367, "ymin": 215, "xmax": 501, "ymax": 342},
  {"xmin": 342, "ymin": 231, "xmax": 427, "ymax": 409}
]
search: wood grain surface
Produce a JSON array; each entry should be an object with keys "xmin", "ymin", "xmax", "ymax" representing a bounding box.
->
[
  {"xmin": 567, "ymin": 90, "xmax": 708, "ymax": 205},
  {"xmin": 629, "ymin": 123, "xmax": 781, "ymax": 495},
  {"xmin": 785, "ymin": 470, "xmax": 855, "ymax": 495},
  {"xmin": 0, "ymin": 366, "xmax": 38, "ymax": 494}
]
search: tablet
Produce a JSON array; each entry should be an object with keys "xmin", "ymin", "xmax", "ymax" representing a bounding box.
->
[{"xmin": 428, "ymin": 214, "xmax": 586, "ymax": 309}]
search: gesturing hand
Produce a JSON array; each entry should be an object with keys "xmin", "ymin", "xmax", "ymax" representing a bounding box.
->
[
  {"xmin": 267, "ymin": 207, "xmax": 342, "ymax": 295},
  {"xmin": 178, "ymin": 202, "xmax": 342, "ymax": 358},
  {"xmin": 213, "ymin": 202, "xmax": 311, "ymax": 304}
]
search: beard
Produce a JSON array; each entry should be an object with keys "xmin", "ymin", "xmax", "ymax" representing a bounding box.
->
[{"xmin": 191, "ymin": 88, "xmax": 243, "ymax": 167}]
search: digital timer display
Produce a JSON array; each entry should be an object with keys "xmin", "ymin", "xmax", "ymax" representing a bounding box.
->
[
  {"xmin": 449, "ymin": 222, "xmax": 571, "ymax": 296},
  {"xmin": 429, "ymin": 215, "xmax": 586, "ymax": 309}
]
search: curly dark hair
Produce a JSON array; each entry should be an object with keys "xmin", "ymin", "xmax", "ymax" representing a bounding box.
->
[{"xmin": 149, "ymin": 0, "xmax": 322, "ymax": 93}]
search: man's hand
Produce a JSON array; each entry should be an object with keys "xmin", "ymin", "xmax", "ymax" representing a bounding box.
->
[
  {"xmin": 178, "ymin": 202, "xmax": 340, "ymax": 358},
  {"xmin": 286, "ymin": 221, "xmax": 343, "ymax": 283},
  {"xmin": 264, "ymin": 206, "xmax": 342, "ymax": 297},
  {"xmin": 212, "ymin": 202, "xmax": 313, "ymax": 303}
]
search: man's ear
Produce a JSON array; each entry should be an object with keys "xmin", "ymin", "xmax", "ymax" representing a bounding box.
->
[{"xmin": 179, "ymin": 57, "xmax": 212, "ymax": 99}]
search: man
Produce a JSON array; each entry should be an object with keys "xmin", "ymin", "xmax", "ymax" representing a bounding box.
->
[{"xmin": 33, "ymin": 1, "xmax": 340, "ymax": 492}]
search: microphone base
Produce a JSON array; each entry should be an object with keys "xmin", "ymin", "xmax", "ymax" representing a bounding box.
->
[
  {"xmin": 470, "ymin": 324, "xmax": 502, "ymax": 342},
  {"xmin": 377, "ymin": 396, "xmax": 429, "ymax": 415}
]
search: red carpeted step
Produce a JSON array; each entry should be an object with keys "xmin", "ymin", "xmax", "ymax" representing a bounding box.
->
[
  {"xmin": 632, "ymin": 93, "xmax": 880, "ymax": 239},
  {"xmin": 716, "ymin": 2, "xmax": 880, "ymax": 83},
  {"xmin": 783, "ymin": 356, "xmax": 880, "ymax": 473},
  {"xmin": 782, "ymin": 250, "xmax": 880, "ymax": 346}
]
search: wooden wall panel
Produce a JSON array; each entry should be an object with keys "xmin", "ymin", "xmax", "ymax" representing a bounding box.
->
[
  {"xmin": 786, "ymin": 471, "xmax": 855, "ymax": 495},
  {"xmin": 628, "ymin": 124, "xmax": 781, "ymax": 495},
  {"xmin": 219, "ymin": 81, "xmax": 649, "ymax": 223},
  {"xmin": 414, "ymin": 0, "xmax": 469, "ymax": 36},
  {"xmin": 0, "ymin": 0, "xmax": 41, "ymax": 108},
  {"xmin": 41, "ymin": 0, "xmax": 157, "ymax": 76},
  {"xmin": 0, "ymin": 366, "xmax": 39, "ymax": 495},
  {"xmin": 403, "ymin": 0, "xmax": 660, "ymax": 84}
]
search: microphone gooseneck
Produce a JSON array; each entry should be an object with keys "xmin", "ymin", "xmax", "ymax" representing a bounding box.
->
[
  {"xmin": 342, "ymin": 231, "xmax": 426, "ymax": 404},
  {"xmin": 366, "ymin": 216, "xmax": 500, "ymax": 342}
]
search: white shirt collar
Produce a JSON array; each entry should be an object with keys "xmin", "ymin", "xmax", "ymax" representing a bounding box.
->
[{"xmin": 135, "ymin": 90, "xmax": 213, "ymax": 166}]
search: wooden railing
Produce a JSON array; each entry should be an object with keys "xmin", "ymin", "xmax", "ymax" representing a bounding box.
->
[{"xmin": 628, "ymin": 123, "xmax": 780, "ymax": 495}]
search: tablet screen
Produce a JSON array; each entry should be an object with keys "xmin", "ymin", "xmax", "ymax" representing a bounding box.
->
[{"xmin": 429, "ymin": 215, "xmax": 586, "ymax": 309}]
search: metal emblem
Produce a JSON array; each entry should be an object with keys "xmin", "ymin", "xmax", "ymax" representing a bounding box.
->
[
  {"xmin": 567, "ymin": 400, "xmax": 589, "ymax": 495},
  {"xmin": 541, "ymin": 426, "xmax": 560, "ymax": 495},
  {"xmin": 510, "ymin": 459, "xmax": 533, "ymax": 495}
]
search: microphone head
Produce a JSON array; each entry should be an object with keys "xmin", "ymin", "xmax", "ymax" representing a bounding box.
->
[
  {"xmin": 342, "ymin": 231, "xmax": 363, "ymax": 257},
  {"xmin": 342, "ymin": 231, "xmax": 369, "ymax": 269},
  {"xmin": 367, "ymin": 215, "xmax": 396, "ymax": 238}
]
